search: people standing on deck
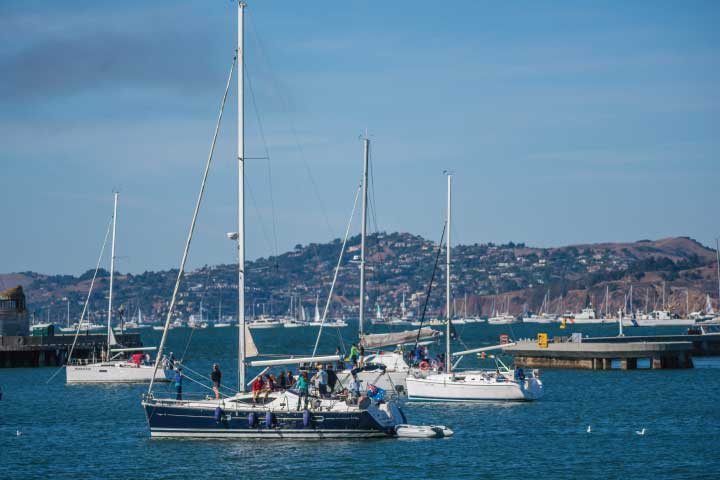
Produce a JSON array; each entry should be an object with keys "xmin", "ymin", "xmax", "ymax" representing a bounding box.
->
[
  {"xmin": 348, "ymin": 343, "xmax": 359, "ymax": 367},
  {"xmin": 326, "ymin": 364, "xmax": 338, "ymax": 394},
  {"xmin": 211, "ymin": 363, "xmax": 222, "ymax": 399},
  {"xmin": 278, "ymin": 370, "xmax": 287, "ymax": 391},
  {"xmin": 251, "ymin": 376, "xmax": 264, "ymax": 405},
  {"xmin": 313, "ymin": 364, "xmax": 328, "ymax": 397},
  {"xmin": 286, "ymin": 370, "xmax": 295, "ymax": 388},
  {"xmin": 335, "ymin": 347, "xmax": 345, "ymax": 370},
  {"xmin": 358, "ymin": 345, "xmax": 366, "ymax": 368},
  {"xmin": 348, "ymin": 374, "xmax": 360, "ymax": 404},
  {"xmin": 296, "ymin": 371, "xmax": 309, "ymax": 410},
  {"xmin": 174, "ymin": 368, "xmax": 183, "ymax": 401}
]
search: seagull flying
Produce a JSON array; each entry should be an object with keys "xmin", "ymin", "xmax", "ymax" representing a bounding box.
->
[{"xmin": 635, "ymin": 428, "xmax": 646, "ymax": 436}]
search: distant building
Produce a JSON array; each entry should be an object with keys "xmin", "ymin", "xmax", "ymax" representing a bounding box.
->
[{"xmin": 0, "ymin": 286, "xmax": 29, "ymax": 336}]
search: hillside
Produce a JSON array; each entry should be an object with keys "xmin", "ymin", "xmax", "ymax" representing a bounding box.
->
[{"xmin": 1, "ymin": 234, "xmax": 718, "ymax": 324}]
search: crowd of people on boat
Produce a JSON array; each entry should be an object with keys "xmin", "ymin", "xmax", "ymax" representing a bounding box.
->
[
  {"xmin": 168, "ymin": 357, "xmax": 366, "ymax": 408},
  {"xmin": 402, "ymin": 344, "xmax": 446, "ymax": 372}
]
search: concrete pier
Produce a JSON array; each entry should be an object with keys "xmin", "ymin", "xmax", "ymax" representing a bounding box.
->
[
  {"xmin": 503, "ymin": 339, "xmax": 695, "ymax": 370},
  {"xmin": 0, "ymin": 333, "xmax": 143, "ymax": 367}
]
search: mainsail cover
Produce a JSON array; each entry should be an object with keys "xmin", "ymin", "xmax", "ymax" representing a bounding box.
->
[{"xmin": 360, "ymin": 327, "xmax": 440, "ymax": 349}]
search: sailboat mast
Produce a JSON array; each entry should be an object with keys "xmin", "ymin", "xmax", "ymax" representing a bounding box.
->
[
  {"xmin": 237, "ymin": 1, "xmax": 247, "ymax": 393},
  {"xmin": 107, "ymin": 192, "xmax": 118, "ymax": 351},
  {"xmin": 359, "ymin": 137, "xmax": 369, "ymax": 337},
  {"xmin": 446, "ymin": 173, "xmax": 452, "ymax": 374}
]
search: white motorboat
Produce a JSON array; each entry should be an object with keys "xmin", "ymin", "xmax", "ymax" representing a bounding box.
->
[
  {"xmin": 249, "ymin": 316, "xmax": 281, "ymax": 329},
  {"xmin": 395, "ymin": 424, "xmax": 454, "ymax": 438},
  {"xmin": 59, "ymin": 321, "xmax": 105, "ymax": 333},
  {"xmin": 487, "ymin": 314, "xmax": 519, "ymax": 325},
  {"xmin": 405, "ymin": 175, "xmax": 543, "ymax": 403},
  {"xmin": 570, "ymin": 306, "xmax": 606, "ymax": 324},
  {"xmin": 214, "ymin": 322, "xmax": 231, "ymax": 328},
  {"xmin": 522, "ymin": 313, "xmax": 557, "ymax": 324}
]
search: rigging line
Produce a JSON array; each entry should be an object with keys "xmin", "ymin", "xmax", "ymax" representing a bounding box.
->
[
  {"xmin": 176, "ymin": 362, "xmax": 236, "ymax": 395},
  {"xmin": 311, "ymin": 184, "xmax": 362, "ymax": 358},
  {"xmin": 245, "ymin": 55, "xmax": 279, "ymax": 259},
  {"xmin": 248, "ymin": 17, "xmax": 334, "ymax": 239},
  {"xmin": 414, "ymin": 222, "xmax": 447, "ymax": 350},
  {"xmin": 148, "ymin": 54, "xmax": 236, "ymax": 395},
  {"xmin": 368, "ymin": 145, "xmax": 380, "ymax": 235},
  {"xmin": 47, "ymin": 216, "xmax": 113, "ymax": 384},
  {"xmin": 179, "ymin": 327, "xmax": 195, "ymax": 364}
]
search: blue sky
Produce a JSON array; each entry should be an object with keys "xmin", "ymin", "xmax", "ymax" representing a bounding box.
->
[{"xmin": 1, "ymin": 1, "xmax": 718, "ymax": 275}]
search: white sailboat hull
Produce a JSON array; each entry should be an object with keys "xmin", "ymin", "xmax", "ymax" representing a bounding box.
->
[
  {"xmin": 406, "ymin": 372, "xmax": 543, "ymax": 402},
  {"xmin": 66, "ymin": 362, "xmax": 172, "ymax": 384},
  {"xmin": 621, "ymin": 318, "xmax": 696, "ymax": 327}
]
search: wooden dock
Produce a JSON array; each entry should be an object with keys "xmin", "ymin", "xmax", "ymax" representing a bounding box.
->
[{"xmin": 0, "ymin": 333, "xmax": 144, "ymax": 367}]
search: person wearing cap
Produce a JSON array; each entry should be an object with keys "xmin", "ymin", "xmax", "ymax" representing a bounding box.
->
[
  {"xmin": 313, "ymin": 364, "xmax": 328, "ymax": 398},
  {"xmin": 211, "ymin": 363, "xmax": 222, "ymax": 399}
]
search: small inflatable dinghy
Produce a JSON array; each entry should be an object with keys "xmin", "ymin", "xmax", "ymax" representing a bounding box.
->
[{"xmin": 395, "ymin": 424, "xmax": 454, "ymax": 438}]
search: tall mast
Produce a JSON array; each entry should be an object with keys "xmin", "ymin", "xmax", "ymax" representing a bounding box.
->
[
  {"xmin": 107, "ymin": 192, "xmax": 118, "ymax": 351},
  {"xmin": 237, "ymin": 1, "xmax": 247, "ymax": 393},
  {"xmin": 359, "ymin": 136, "xmax": 369, "ymax": 338},
  {"xmin": 446, "ymin": 173, "xmax": 452, "ymax": 374}
]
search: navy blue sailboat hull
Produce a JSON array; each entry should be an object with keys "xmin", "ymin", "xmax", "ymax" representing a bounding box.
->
[{"xmin": 143, "ymin": 402, "xmax": 395, "ymax": 439}]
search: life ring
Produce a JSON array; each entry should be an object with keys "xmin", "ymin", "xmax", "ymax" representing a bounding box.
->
[{"xmin": 419, "ymin": 361, "xmax": 430, "ymax": 371}]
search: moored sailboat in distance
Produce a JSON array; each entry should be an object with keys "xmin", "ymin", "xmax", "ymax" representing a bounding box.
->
[
  {"xmin": 66, "ymin": 193, "xmax": 171, "ymax": 384},
  {"xmin": 522, "ymin": 290, "xmax": 557, "ymax": 324},
  {"xmin": 487, "ymin": 296, "xmax": 520, "ymax": 324},
  {"xmin": 142, "ymin": 2, "xmax": 408, "ymax": 439}
]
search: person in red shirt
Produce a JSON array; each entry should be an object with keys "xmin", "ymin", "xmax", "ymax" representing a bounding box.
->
[{"xmin": 252, "ymin": 376, "xmax": 264, "ymax": 405}]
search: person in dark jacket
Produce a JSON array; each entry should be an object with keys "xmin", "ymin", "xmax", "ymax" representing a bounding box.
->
[
  {"xmin": 174, "ymin": 368, "xmax": 183, "ymax": 401},
  {"xmin": 278, "ymin": 370, "xmax": 288, "ymax": 390},
  {"xmin": 326, "ymin": 364, "xmax": 338, "ymax": 394},
  {"xmin": 335, "ymin": 347, "xmax": 345, "ymax": 370},
  {"xmin": 211, "ymin": 363, "xmax": 222, "ymax": 399}
]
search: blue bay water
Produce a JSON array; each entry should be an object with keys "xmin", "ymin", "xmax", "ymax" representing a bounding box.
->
[{"xmin": 1, "ymin": 323, "xmax": 719, "ymax": 480}]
